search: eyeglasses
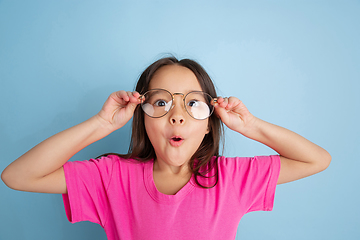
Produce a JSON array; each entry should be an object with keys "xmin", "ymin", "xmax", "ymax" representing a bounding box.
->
[{"xmin": 139, "ymin": 89, "xmax": 217, "ymax": 120}]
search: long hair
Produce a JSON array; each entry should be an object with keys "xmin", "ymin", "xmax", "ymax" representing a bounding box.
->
[{"xmin": 101, "ymin": 56, "xmax": 224, "ymax": 188}]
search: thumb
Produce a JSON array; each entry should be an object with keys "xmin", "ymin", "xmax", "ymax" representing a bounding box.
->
[
  {"xmin": 126, "ymin": 102, "xmax": 140, "ymax": 114},
  {"xmin": 124, "ymin": 96, "xmax": 141, "ymax": 114},
  {"xmin": 214, "ymin": 104, "xmax": 229, "ymax": 122}
]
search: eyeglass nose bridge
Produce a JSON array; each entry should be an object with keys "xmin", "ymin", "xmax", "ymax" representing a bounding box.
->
[
  {"xmin": 172, "ymin": 92, "xmax": 185, "ymax": 99},
  {"xmin": 169, "ymin": 92, "xmax": 185, "ymax": 111}
]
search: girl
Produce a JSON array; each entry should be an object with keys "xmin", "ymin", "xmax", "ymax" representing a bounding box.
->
[{"xmin": 1, "ymin": 57, "xmax": 331, "ymax": 240}]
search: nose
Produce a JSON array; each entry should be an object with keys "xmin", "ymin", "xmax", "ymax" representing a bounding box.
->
[{"xmin": 169, "ymin": 97, "xmax": 186, "ymax": 125}]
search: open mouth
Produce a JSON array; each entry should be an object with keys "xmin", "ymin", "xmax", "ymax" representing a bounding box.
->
[
  {"xmin": 172, "ymin": 137, "xmax": 183, "ymax": 141},
  {"xmin": 169, "ymin": 136, "xmax": 184, "ymax": 147}
]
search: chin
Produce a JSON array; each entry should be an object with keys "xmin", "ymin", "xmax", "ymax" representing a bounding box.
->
[
  {"xmin": 167, "ymin": 157, "xmax": 191, "ymax": 167},
  {"xmin": 169, "ymin": 159, "xmax": 189, "ymax": 166}
]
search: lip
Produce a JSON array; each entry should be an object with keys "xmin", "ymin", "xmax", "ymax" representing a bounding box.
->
[{"xmin": 169, "ymin": 135, "xmax": 184, "ymax": 147}]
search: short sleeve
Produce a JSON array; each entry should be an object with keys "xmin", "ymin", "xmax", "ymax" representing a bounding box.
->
[
  {"xmin": 221, "ymin": 155, "xmax": 281, "ymax": 213},
  {"xmin": 62, "ymin": 156, "xmax": 117, "ymax": 226}
]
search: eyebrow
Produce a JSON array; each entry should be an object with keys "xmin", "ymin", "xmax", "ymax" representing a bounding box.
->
[{"xmin": 147, "ymin": 88, "xmax": 205, "ymax": 94}]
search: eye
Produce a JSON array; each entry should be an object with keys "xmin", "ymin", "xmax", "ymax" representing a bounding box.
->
[
  {"xmin": 187, "ymin": 100, "xmax": 200, "ymax": 107},
  {"xmin": 154, "ymin": 99, "xmax": 167, "ymax": 107}
]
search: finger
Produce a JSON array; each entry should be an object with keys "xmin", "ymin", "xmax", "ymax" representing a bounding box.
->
[
  {"xmin": 214, "ymin": 103, "xmax": 229, "ymax": 120},
  {"xmin": 132, "ymin": 91, "xmax": 140, "ymax": 98},
  {"xmin": 214, "ymin": 97, "xmax": 226, "ymax": 109},
  {"xmin": 225, "ymin": 97, "xmax": 240, "ymax": 110},
  {"xmin": 127, "ymin": 91, "xmax": 141, "ymax": 104},
  {"xmin": 126, "ymin": 91, "xmax": 133, "ymax": 99},
  {"xmin": 218, "ymin": 97, "xmax": 229, "ymax": 108},
  {"xmin": 112, "ymin": 91, "xmax": 139, "ymax": 107},
  {"xmin": 214, "ymin": 97, "xmax": 223, "ymax": 108},
  {"xmin": 216, "ymin": 96, "xmax": 224, "ymax": 104},
  {"xmin": 114, "ymin": 91, "xmax": 130, "ymax": 102}
]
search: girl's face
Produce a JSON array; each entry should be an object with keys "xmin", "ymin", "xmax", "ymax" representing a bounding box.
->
[{"xmin": 144, "ymin": 65, "xmax": 210, "ymax": 170}]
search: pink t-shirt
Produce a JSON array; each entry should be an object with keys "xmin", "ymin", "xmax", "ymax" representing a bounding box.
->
[{"xmin": 62, "ymin": 155, "xmax": 280, "ymax": 240}]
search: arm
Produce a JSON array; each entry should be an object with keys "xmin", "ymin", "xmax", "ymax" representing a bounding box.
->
[
  {"xmin": 1, "ymin": 91, "xmax": 140, "ymax": 194},
  {"xmin": 214, "ymin": 97, "xmax": 331, "ymax": 185}
]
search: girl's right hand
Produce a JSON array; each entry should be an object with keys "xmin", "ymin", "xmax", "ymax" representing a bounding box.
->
[{"xmin": 97, "ymin": 91, "xmax": 141, "ymax": 131}]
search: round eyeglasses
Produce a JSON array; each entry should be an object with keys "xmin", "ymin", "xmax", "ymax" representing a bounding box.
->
[{"xmin": 139, "ymin": 89, "xmax": 217, "ymax": 120}]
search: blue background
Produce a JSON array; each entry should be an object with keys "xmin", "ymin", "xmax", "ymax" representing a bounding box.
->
[{"xmin": 1, "ymin": 1, "xmax": 359, "ymax": 239}]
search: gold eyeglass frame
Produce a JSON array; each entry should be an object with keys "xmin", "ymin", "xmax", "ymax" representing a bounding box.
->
[{"xmin": 139, "ymin": 88, "xmax": 218, "ymax": 120}]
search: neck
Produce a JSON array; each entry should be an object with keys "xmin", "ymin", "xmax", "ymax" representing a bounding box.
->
[
  {"xmin": 152, "ymin": 158, "xmax": 193, "ymax": 195},
  {"xmin": 153, "ymin": 158, "xmax": 191, "ymax": 177}
]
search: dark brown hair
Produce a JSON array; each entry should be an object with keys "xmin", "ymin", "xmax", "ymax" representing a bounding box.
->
[{"xmin": 102, "ymin": 56, "xmax": 224, "ymax": 188}]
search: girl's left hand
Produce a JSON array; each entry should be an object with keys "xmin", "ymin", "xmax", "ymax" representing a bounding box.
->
[{"xmin": 214, "ymin": 97, "xmax": 256, "ymax": 136}]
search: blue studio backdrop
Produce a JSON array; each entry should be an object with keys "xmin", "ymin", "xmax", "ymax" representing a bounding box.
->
[{"xmin": 1, "ymin": 1, "xmax": 359, "ymax": 240}]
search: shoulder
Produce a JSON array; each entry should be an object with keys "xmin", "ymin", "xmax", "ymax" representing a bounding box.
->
[
  {"xmin": 217, "ymin": 155, "xmax": 281, "ymax": 175},
  {"xmin": 216, "ymin": 155, "xmax": 281, "ymax": 202},
  {"xmin": 65, "ymin": 155, "xmax": 118, "ymax": 171},
  {"xmin": 64, "ymin": 155, "xmax": 148, "ymax": 175},
  {"xmin": 218, "ymin": 155, "xmax": 280, "ymax": 165},
  {"xmin": 63, "ymin": 155, "xmax": 150, "ymax": 189}
]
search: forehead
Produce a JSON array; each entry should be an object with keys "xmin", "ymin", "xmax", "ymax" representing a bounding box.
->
[{"xmin": 149, "ymin": 65, "xmax": 203, "ymax": 93}]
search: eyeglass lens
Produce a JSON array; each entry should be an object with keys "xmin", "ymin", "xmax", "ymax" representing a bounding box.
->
[{"xmin": 140, "ymin": 89, "xmax": 214, "ymax": 120}]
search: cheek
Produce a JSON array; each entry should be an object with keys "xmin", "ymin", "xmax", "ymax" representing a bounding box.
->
[
  {"xmin": 192, "ymin": 120, "xmax": 210, "ymax": 138},
  {"xmin": 144, "ymin": 117, "xmax": 164, "ymax": 142},
  {"xmin": 144, "ymin": 117, "xmax": 156, "ymax": 139}
]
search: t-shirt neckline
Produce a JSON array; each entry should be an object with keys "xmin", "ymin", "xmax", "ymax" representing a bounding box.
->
[{"xmin": 144, "ymin": 159, "xmax": 196, "ymax": 204}]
